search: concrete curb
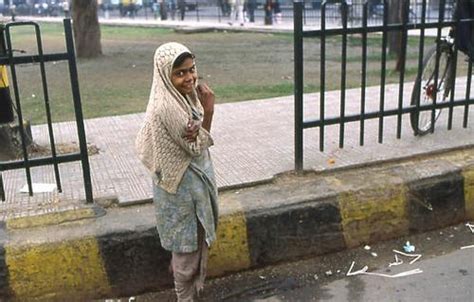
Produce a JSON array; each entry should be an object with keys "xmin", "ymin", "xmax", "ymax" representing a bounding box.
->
[{"xmin": 0, "ymin": 148, "xmax": 473, "ymax": 300}]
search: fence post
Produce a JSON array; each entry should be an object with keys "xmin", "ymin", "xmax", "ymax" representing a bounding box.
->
[
  {"xmin": 294, "ymin": 0, "xmax": 304, "ymax": 171},
  {"xmin": 64, "ymin": 19, "xmax": 93, "ymax": 204}
]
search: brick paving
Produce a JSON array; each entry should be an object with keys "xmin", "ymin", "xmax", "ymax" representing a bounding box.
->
[
  {"xmin": 0, "ymin": 17, "xmax": 471, "ymax": 219},
  {"xmin": 1, "ymin": 79, "xmax": 473, "ymax": 219}
]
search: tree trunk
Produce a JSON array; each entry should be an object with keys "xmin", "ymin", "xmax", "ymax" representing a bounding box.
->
[
  {"xmin": 0, "ymin": 122, "xmax": 32, "ymax": 161},
  {"xmin": 388, "ymin": 0, "xmax": 404, "ymax": 71},
  {"xmin": 72, "ymin": 0, "xmax": 102, "ymax": 58}
]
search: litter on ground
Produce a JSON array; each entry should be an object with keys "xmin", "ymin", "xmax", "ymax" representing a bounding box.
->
[
  {"xmin": 393, "ymin": 250, "xmax": 422, "ymax": 264},
  {"xmin": 388, "ymin": 254, "xmax": 403, "ymax": 267},
  {"xmin": 346, "ymin": 261, "xmax": 423, "ymax": 278},
  {"xmin": 403, "ymin": 241, "xmax": 416, "ymax": 253},
  {"xmin": 466, "ymin": 223, "xmax": 474, "ymax": 233}
]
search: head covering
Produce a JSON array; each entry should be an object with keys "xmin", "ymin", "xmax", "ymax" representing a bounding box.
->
[
  {"xmin": 135, "ymin": 42, "xmax": 213, "ymax": 193},
  {"xmin": 148, "ymin": 42, "xmax": 201, "ymax": 117}
]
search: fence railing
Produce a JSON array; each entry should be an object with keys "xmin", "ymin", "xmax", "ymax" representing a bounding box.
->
[
  {"xmin": 3, "ymin": 0, "xmax": 457, "ymax": 27},
  {"xmin": 293, "ymin": 0, "xmax": 474, "ymax": 170},
  {"xmin": 0, "ymin": 19, "xmax": 93, "ymax": 203}
]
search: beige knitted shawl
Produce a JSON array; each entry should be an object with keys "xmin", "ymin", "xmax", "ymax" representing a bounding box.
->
[{"xmin": 135, "ymin": 42, "xmax": 214, "ymax": 194}]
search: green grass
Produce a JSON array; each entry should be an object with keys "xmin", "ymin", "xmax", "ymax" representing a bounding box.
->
[{"xmin": 5, "ymin": 22, "xmax": 465, "ymax": 125}]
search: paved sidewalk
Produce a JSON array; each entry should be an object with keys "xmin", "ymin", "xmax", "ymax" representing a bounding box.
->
[
  {"xmin": 1, "ymin": 79, "xmax": 473, "ymax": 219},
  {"xmin": 0, "ymin": 15, "xmax": 468, "ymax": 219},
  {"xmin": 15, "ymin": 15, "xmax": 451, "ymax": 36}
]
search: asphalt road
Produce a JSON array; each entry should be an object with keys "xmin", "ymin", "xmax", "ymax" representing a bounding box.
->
[{"xmin": 102, "ymin": 221, "xmax": 474, "ymax": 302}]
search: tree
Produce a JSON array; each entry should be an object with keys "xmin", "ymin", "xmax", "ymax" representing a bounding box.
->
[
  {"xmin": 72, "ymin": 0, "xmax": 102, "ymax": 58},
  {"xmin": 388, "ymin": 0, "xmax": 405, "ymax": 72}
]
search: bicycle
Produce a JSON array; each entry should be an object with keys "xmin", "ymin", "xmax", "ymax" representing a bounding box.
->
[{"xmin": 410, "ymin": 1, "xmax": 473, "ymax": 136}]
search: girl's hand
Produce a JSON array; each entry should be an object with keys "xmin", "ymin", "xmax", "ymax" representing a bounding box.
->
[
  {"xmin": 196, "ymin": 83, "xmax": 215, "ymax": 115},
  {"xmin": 183, "ymin": 119, "xmax": 201, "ymax": 142}
]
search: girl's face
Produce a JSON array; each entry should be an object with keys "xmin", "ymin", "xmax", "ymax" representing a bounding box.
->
[{"xmin": 171, "ymin": 57, "xmax": 197, "ymax": 96}]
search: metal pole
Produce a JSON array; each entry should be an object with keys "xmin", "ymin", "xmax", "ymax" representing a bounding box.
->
[
  {"xmin": 5, "ymin": 23, "xmax": 33, "ymax": 196},
  {"xmin": 63, "ymin": 19, "xmax": 93, "ymax": 203},
  {"xmin": 320, "ymin": 1, "xmax": 327, "ymax": 151},
  {"xmin": 294, "ymin": 0, "xmax": 304, "ymax": 171},
  {"xmin": 33, "ymin": 23, "xmax": 62, "ymax": 193},
  {"xmin": 360, "ymin": 1, "xmax": 368, "ymax": 146}
]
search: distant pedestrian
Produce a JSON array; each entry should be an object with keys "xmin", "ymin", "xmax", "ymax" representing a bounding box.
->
[
  {"xmin": 228, "ymin": 0, "xmax": 244, "ymax": 26},
  {"xmin": 62, "ymin": 1, "xmax": 70, "ymax": 18},
  {"xmin": 265, "ymin": 0, "xmax": 273, "ymax": 25},
  {"xmin": 158, "ymin": 0, "xmax": 167, "ymax": 20},
  {"xmin": 136, "ymin": 42, "xmax": 218, "ymax": 302},
  {"xmin": 273, "ymin": 0, "xmax": 282, "ymax": 24},
  {"xmin": 178, "ymin": 0, "xmax": 186, "ymax": 20},
  {"xmin": 247, "ymin": 0, "xmax": 257, "ymax": 23},
  {"xmin": 169, "ymin": 0, "xmax": 177, "ymax": 20}
]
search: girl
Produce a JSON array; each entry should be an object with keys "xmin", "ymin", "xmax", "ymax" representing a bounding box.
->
[{"xmin": 136, "ymin": 42, "xmax": 218, "ymax": 301}]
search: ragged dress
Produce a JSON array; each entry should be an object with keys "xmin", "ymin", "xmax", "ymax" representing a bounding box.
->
[{"xmin": 135, "ymin": 42, "xmax": 218, "ymax": 301}]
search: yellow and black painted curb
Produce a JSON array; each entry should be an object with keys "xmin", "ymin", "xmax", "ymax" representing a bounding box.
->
[{"xmin": 0, "ymin": 153, "xmax": 473, "ymax": 300}]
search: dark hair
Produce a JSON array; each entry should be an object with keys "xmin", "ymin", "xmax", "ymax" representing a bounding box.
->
[{"xmin": 173, "ymin": 52, "xmax": 195, "ymax": 68}]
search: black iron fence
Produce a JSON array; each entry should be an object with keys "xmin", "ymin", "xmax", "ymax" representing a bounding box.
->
[
  {"xmin": 2, "ymin": 1, "xmax": 457, "ymax": 26},
  {"xmin": 0, "ymin": 19, "xmax": 93, "ymax": 203},
  {"xmin": 294, "ymin": 0, "xmax": 474, "ymax": 170}
]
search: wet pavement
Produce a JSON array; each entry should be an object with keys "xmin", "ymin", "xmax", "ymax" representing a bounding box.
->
[{"xmin": 115, "ymin": 221, "xmax": 474, "ymax": 302}]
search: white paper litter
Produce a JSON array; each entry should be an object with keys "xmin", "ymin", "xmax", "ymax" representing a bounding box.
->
[
  {"xmin": 460, "ymin": 245, "xmax": 474, "ymax": 250},
  {"xmin": 20, "ymin": 183, "xmax": 57, "ymax": 193},
  {"xmin": 393, "ymin": 249, "xmax": 422, "ymax": 265},
  {"xmin": 389, "ymin": 254, "xmax": 403, "ymax": 267},
  {"xmin": 346, "ymin": 261, "xmax": 422, "ymax": 278},
  {"xmin": 466, "ymin": 223, "xmax": 474, "ymax": 234}
]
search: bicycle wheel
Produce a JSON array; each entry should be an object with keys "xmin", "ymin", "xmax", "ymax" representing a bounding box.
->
[{"xmin": 410, "ymin": 43, "xmax": 454, "ymax": 136}]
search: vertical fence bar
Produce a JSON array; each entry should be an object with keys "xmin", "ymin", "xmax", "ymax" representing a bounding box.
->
[
  {"xmin": 415, "ymin": 0, "xmax": 427, "ymax": 130},
  {"xmin": 464, "ymin": 59, "xmax": 472, "ymax": 128},
  {"xmin": 0, "ymin": 172, "xmax": 5, "ymax": 201},
  {"xmin": 339, "ymin": 1, "xmax": 348, "ymax": 148},
  {"xmin": 464, "ymin": 12, "xmax": 474, "ymax": 128},
  {"xmin": 378, "ymin": 0, "xmax": 388, "ymax": 143},
  {"xmin": 64, "ymin": 19, "xmax": 93, "ymax": 203},
  {"xmin": 217, "ymin": 5, "xmax": 221, "ymax": 23},
  {"xmin": 303, "ymin": 2, "xmax": 307, "ymax": 26},
  {"xmin": 320, "ymin": 1, "xmax": 327, "ymax": 152},
  {"xmin": 431, "ymin": 0, "xmax": 446, "ymax": 133},
  {"xmin": 447, "ymin": 35, "xmax": 458, "ymax": 130},
  {"xmin": 34, "ymin": 24, "xmax": 62, "ymax": 193},
  {"xmin": 360, "ymin": 1, "xmax": 368, "ymax": 146},
  {"xmin": 294, "ymin": 1, "xmax": 304, "ymax": 171},
  {"xmin": 196, "ymin": 1, "xmax": 200, "ymax": 22},
  {"xmin": 5, "ymin": 25, "xmax": 33, "ymax": 196},
  {"xmin": 396, "ymin": 0, "xmax": 409, "ymax": 139}
]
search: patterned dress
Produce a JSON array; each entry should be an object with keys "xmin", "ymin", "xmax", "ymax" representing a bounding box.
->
[{"xmin": 153, "ymin": 148, "xmax": 218, "ymax": 253}]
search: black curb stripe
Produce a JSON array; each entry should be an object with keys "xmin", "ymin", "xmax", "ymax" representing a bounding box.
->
[
  {"xmin": 0, "ymin": 239, "xmax": 11, "ymax": 299},
  {"xmin": 407, "ymin": 171, "xmax": 465, "ymax": 232},
  {"xmin": 97, "ymin": 228, "xmax": 172, "ymax": 297},
  {"xmin": 246, "ymin": 198, "xmax": 346, "ymax": 266}
]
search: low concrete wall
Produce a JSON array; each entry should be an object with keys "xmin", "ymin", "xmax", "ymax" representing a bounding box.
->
[{"xmin": 0, "ymin": 148, "xmax": 473, "ymax": 300}]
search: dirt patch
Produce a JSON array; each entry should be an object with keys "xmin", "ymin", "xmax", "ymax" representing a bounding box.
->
[{"xmin": 13, "ymin": 142, "xmax": 100, "ymax": 160}]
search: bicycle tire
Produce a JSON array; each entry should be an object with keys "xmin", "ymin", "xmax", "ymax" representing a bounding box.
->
[{"xmin": 410, "ymin": 43, "xmax": 454, "ymax": 136}]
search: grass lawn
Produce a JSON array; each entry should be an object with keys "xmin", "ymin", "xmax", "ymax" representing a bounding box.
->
[{"xmin": 4, "ymin": 22, "xmax": 468, "ymax": 124}]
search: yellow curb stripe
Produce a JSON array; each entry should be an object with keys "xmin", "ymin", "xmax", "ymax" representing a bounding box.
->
[
  {"xmin": 6, "ymin": 208, "xmax": 97, "ymax": 230},
  {"xmin": 6, "ymin": 237, "xmax": 111, "ymax": 300},
  {"xmin": 0, "ymin": 66, "xmax": 9, "ymax": 88},
  {"xmin": 337, "ymin": 183, "xmax": 409, "ymax": 248},
  {"xmin": 208, "ymin": 198, "xmax": 251, "ymax": 277},
  {"xmin": 463, "ymin": 166, "xmax": 474, "ymax": 220}
]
